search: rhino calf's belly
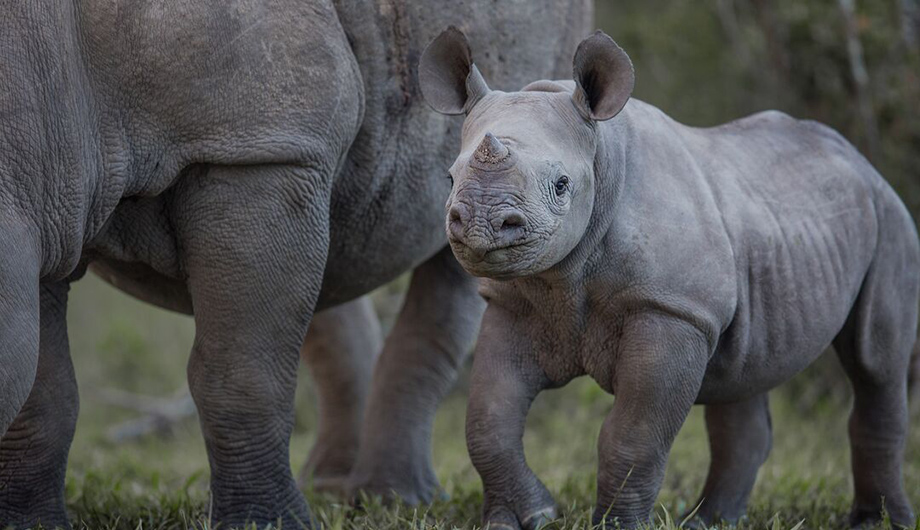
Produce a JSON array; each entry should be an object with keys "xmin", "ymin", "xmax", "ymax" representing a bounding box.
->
[{"xmin": 699, "ymin": 176, "xmax": 886, "ymax": 402}]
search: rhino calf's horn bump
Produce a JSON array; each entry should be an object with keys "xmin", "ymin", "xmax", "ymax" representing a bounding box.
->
[{"xmin": 473, "ymin": 132, "xmax": 511, "ymax": 168}]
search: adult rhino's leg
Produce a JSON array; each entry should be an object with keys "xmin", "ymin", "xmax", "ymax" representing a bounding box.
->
[
  {"xmin": 174, "ymin": 164, "xmax": 332, "ymax": 528},
  {"xmin": 684, "ymin": 393, "xmax": 772, "ymax": 527},
  {"xmin": 347, "ymin": 248, "xmax": 484, "ymax": 504},
  {"xmin": 594, "ymin": 314, "xmax": 709, "ymax": 529},
  {"xmin": 0, "ymin": 282, "xmax": 78, "ymax": 530},
  {"xmin": 466, "ymin": 305, "xmax": 555, "ymax": 530},
  {"xmin": 0, "ymin": 219, "xmax": 41, "ymax": 431},
  {"xmin": 832, "ymin": 214, "xmax": 918, "ymax": 527},
  {"xmin": 298, "ymin": 296, "xmax": 382, "ymax": 491},
  {"xmin": 0, "ymin": 219, "xmax": 43, "ymax": 527}
]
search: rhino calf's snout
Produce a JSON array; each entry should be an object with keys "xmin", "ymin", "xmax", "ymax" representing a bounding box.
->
[{"xmin": 448, "ymin": 200, "xmax": 528, "ymax": 255}]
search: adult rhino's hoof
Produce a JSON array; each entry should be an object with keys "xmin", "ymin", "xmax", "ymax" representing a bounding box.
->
[
  {"xmin": 210, "ymin": 486, "xmax": 315, "ymax": 530},
  {"xmin": 298, "ymin": 450, "xmax": 356, "ymax": 498},
  {"xmin": 214, "ymin": 512, "xmax": 314, "ymax": 530},
  {"xmin": 0, "ymin": 498, "xmax": 71, "ymax": 530},
  {"xmin": 0, "ymin": 514, "xmax": 71, "ymax": 530},
  {"xmin": 300, "ymin": 473, "xmax": 351, "ymax": 497},
  {"xmin": 298, "ymin": 431, "xmax": 363, "ymax": 497},
  {"xmin": 346, "ymin": 472, "xmax": 447, "ymax": 506},
  {"xmin": 345, "ymin": 467, "xmax": 444, "ymax": 506}
]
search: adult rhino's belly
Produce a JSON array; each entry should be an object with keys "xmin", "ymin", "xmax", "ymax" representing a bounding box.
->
[
  {"xmin": 92, "ymin": 217, "xmax": 447, "ymax": 316},
  {"xmin": 317, "ymin": 206, "xmax": 448, "ymax": 309},
  {"xmin": 698, "ymin": 193, "xmax": 878, "ymax": 403},
  {"xmin": 316, "ymin": 177, "xmax": 450, "ymax": 309},
  {"xmin": 85, "ymin": 194, "xmax": 192, "ymax": 314},
  {"xmin": 91, "ymin": 259, "xmax": 193, "ymax": 315}
]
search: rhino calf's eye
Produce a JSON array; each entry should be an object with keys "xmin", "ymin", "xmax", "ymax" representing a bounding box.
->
[
  {"xmin": 554, "ymin": 175, "xmax": 569, "ymax": 196},
  {"xmin": 447, "ymin": 173, "xmax": 454, "ymax": 186}
]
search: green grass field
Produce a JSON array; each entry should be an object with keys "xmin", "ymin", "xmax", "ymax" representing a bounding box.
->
[{"xmin": 57, "ymin": 276, "xmax": 920, "ymax": 529}]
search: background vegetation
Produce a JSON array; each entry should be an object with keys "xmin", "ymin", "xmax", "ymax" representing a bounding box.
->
[{"xmin": 53, "ymin": 0, "xmax": 920, "ymax": 528}]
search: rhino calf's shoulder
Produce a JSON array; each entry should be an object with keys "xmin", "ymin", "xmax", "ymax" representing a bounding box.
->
[{"xmin": 419, "ymin": 28, "xmax": 919, "ymax": 529}]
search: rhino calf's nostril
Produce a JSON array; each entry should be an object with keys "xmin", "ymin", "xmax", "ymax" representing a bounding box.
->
[
  {"xmin": 448, "ymin": 205, "xmax": 468, "ymax": 241},
  {"xmin": 449, "ymin": 206, "xmax": 466, "ymax": 232},
  {"xmin": 499, "ymin": 211, "xmax": 526, "ymax": 231}
]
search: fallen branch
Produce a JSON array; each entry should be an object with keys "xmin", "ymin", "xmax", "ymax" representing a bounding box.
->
[{"xmin": 96, "ymin": 387, "xmax": 197, "ymax": 443}]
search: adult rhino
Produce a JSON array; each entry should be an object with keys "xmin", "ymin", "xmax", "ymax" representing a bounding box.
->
[{"xmin": 0, "ymin": 1, "xmax": 591, "ymax": 528}]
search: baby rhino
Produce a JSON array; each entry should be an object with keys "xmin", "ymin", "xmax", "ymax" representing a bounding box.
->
[{"xmin": 419, "ymin": 28, "xmax": 919, "ymax": 529}]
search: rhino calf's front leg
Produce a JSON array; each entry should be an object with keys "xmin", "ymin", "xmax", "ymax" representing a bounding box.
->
[
  {"xmin": 594, "ymin": 315, "xmax": 710, "ymax": 528},
  {"xmin": 466, "ymin": 307, "xmax": 557, "ymax": 530}
]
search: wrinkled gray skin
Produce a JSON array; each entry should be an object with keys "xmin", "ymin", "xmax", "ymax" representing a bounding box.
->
[
  {"xmin": 298, "ymin": 295, "xmax": 382, "ymax": 491},
  {"xmin": 420, "ymin": 29, "xmax": 919, "ymax": 530},
  {"xmin": 0, "ymin": 2, "xmax": 591, "ymax": 528}
]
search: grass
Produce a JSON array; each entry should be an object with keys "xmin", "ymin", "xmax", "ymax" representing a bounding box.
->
[{"xmin": 46, "ymin": 276, "xmax": 920, "ymax": 529}]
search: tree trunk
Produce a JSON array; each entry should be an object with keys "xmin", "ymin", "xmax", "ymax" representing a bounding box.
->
[
  {"xmin": 898, "ymin": 0, "xmax": 920, "ymax": 50},
  {"xmin": 715, "ymin": 0, "xmax": 751, "ymax": 65},
  {"xmin": 837, "ymin": 0, "xmax": 880, "ymax": 161},
  {"xmin": 751, "ymin": 0, "xmax": 791, "ymax": 79}
]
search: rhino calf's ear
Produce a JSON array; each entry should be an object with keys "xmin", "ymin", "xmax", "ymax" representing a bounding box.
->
[
  {"xmin": 419, "ymin": 26, "xmax": 490, "ymax": 115},
  {"xmin": 572, "ymin": 31, "xmax": 635, "ymax": 121}
]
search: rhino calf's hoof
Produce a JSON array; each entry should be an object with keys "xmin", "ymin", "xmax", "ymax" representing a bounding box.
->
[
  {"xmin": 483, "ymin": 505, "xmax": 557, "ymax": 530},
  {"xmin": 483, "ymin": 506, "xmax": 525, "ymax": 530},
  {"xmin": 521, "ymin": 506, "xmax": 558, "ymax": 530}
]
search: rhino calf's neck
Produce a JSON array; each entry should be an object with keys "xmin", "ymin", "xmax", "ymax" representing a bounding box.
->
[{"xmin": 420, "ymin": 28, "xmax": 919, "ymax": 529}]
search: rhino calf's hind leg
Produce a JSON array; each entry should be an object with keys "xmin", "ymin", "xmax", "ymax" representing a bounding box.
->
[
  {"xmin": 684, "ymin": 393, "xmax": 772, "ymax": 527},
  {"xmin": 176, "ymin": 164, "xmax": 332, "ymax": 528},
  {"xmin": 299, "ymin": 296, "xmax": 382, "ymax": 492},
  {"xmin": 0, "ymin": 282, "xmax": 78, "ymax": 530},
  {"xmin": 833, "ymin": 340, "xmax": 915, "ymax": 527},
  {"xmin": 347, "ymin": 248, "xmax": 485, "ymax": 504},
  {"xmin": 833, "ymin": 200, "xmax": 918, "ymax": 528}
]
